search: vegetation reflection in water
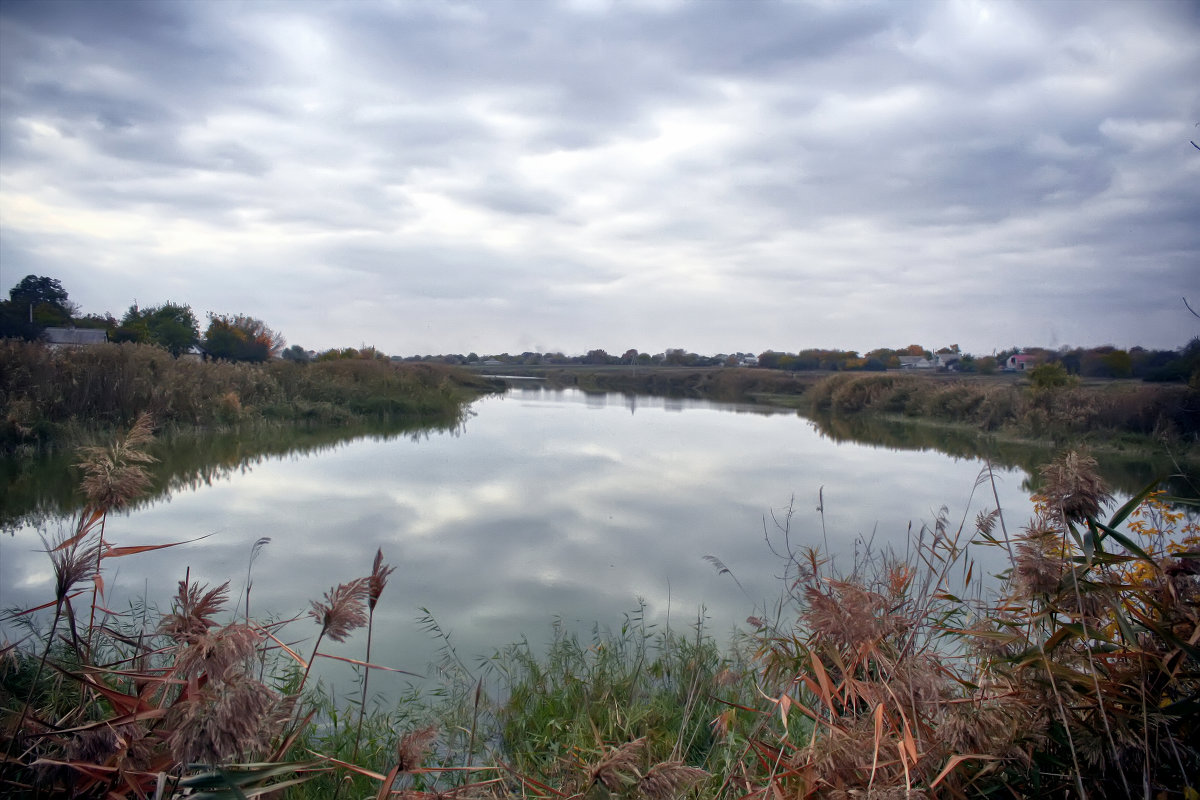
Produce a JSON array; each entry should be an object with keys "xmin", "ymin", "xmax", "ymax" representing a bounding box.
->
[
  {"xmin": 803, "ymin": 408, "xmax": 1195, "ymax": 498},
  {"xmin": 4, "ymin": 386, "xmax": 1190, "ymax": 536},
  {"xmin": 0, "ymin": 411, "xmax": 467, "ymax": 533}
]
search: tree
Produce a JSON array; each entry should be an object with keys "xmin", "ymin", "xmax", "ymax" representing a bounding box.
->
[
  {"xmin": 281, "ymin": 344, "xmax": 311, "ymax": 363},
  {"xmin": 112, "ymin": 303, "xmax": 199, "ymax": 356},
  {"xmin": 584, "ymin": 348, "xmax": 611, "ymax": 365},
  {"xmin": 146, "ymin": 303, "xmax": 199, "ymax": 357},
  {"xmin": 2, "ymin": 275, "xmax": 75, "ymax": 339},
  {"xmin": 203, "ymin": 313, "xmax": 285, "ymax": 362},
  {"xmin": 1029, "ymin": 361, "xmax": 1073, "ymax": 389}
]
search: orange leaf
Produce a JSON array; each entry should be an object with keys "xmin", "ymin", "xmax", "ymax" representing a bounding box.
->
[
  {"xmin": 309, "ymin": 752, "xmax": 386, "ymax": 782},
  {"xmin": 901, "ymin": 719, "xmax": 919, "ymax": 764},
  {"xmin": 52, "ymin": 508, "xmax": 106, "ymax": 552},
  {"xmin": 93, "ymin": 573, "xmax": 105, "ymax": 599},
  {"xmin": 808, "ymin": 650, "xmax": 836, "ymax": 709},
  {"xmin": 5, "ymin": 590, "xmax": 87, "ymax": 618},
  {"xmin": 102, "ymin": 533, "xmax": 212, "ymax": 559},
  {"xmin": 930, "ymin": 754, "xmax": 1000, "ymax": 788}
]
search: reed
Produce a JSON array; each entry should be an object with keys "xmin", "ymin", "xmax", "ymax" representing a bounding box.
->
[
  {"xmin": 0, "ymin": 339, "xmax": 501, "ymax": 455},
  {"xmin": 809, "ymin": 371, "xmax": 1200, "ymax": 449}
]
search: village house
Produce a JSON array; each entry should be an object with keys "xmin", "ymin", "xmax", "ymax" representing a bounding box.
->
[
  {"xmin": 42, "ymin": 327, "xmax": 107, "ymax": 349},
  {"xmin": 935, "ymin": 346, "xmax": 962, "ymax": 370},
  {"xmin": 1006, "ymin": 352, "xmax": 1038, "ymax": 371}
]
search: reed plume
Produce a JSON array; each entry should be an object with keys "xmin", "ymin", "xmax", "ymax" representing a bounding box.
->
[
  {"xmin": 352, "ymin": 548, "xmax": 396, "ymax": 764},
  {"xmin": 4, "ymin": 528, "xmax": 100, "ymax": 768},
  {"xmin": 638, "ymin": 761, "xmax": 709, "ymax": 800},
  {"xmin": 300, "ymin": 577, "xmax": 369, "ymax": 692},
  {"xmin": 160, "ymin": 577, "xmax": 230, "ymax": 642},
  {"xmin": 589, "ymin": 738, "xmax": 646, "ymax": 792},
  {"xmin": 76, "ymin": 412, "xmax": 157, "ymax": 511},
  {"xmin": 1038, "ymin": 449, "xmax": 1111, "ymax": 523},
  {"xmin": 75, "ymin": 412, "xmax": 157, "ymax": 655},
  {"xmin": 396, "ymin": 724, "xmax": 438, "ymax": 772}
]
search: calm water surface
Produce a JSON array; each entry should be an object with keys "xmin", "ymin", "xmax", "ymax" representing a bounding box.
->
[{"xmin": 3, "ymin": 387, "xmax": 1046, "ymax": 693}]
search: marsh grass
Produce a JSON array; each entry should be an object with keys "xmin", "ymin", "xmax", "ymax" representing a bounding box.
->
[
  {"xmin": 0, "ymin": 339, "xmax": 500, "ymax": 455},
  {"xmin": 809, "ymin": 372, "xmax": 1199, "ymax": 447},
  {"xmin": 2, "ymin": 414, "xmax": 1197, "ymax": 798}
]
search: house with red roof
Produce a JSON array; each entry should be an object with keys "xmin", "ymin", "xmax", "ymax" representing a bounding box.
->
[{"xmin": 1006, "ymin": 352, "xmax": 1038, "ymax": 371}]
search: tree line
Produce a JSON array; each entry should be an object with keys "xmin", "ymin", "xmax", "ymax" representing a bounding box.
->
[
  {"xmin": 0, "ymin": 275, "xmax": 284, "ymax": 363},
  {"xmin": 3, "ymin": 274, "xmax": 1196, "ymax": 384}
]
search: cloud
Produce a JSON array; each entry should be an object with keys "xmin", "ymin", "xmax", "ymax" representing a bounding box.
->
[{"xmin": 2, "ymin": 0, "xmax": 1197, "ymax": 355}]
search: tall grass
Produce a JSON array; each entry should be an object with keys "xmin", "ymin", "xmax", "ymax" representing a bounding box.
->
[
  {"xmin": 0, "ymin": 339, "xmax": 502, "ymax": 455},
  {"xmin": 809, "ymin": 372, "xmax": 1200, "ymax": 447},
  {"xmin": 2, "ymin": 415, "xmax": 1197, "ymax": 798}
]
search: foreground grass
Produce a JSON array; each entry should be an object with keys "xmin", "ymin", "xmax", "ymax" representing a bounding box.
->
[{"xmin": 2, "ymin": 418, "xmax": 1197, "ymax": 798}]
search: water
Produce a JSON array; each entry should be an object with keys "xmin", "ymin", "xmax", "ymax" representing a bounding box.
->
[{"xmin": 0, "ymin": 386, "xmax": 1130, "ymax": 695}]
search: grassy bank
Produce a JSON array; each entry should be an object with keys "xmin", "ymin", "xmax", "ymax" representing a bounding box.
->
[
  {"xmin": 0, "ymin": 340, "xmax": 504, "ymax": 455},
  {"xmin": 2, "ymin": 420, "xmax": 1197, "ymax": 798},
  {"xmin": 476, "ymin": 365, "xmax": 1198, "ymax": 458},
  {"xmin": 808, "ymin": 371, "xmax": 1199, "ymax": 457}
]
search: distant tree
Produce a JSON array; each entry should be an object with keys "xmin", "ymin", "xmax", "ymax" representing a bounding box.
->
[
  {"xmin": 1099, "ymin": 349, "xmax": 1133, "ymax": 379},
  {"xmin": 584, "ymin": 348, "xmax": 612, "ymax": 365},
  {"xmin": 757, "ymin": 350, "xmax": 790, "ymax": 370},
  {"xmin": 147, "ymin": 303, "xmax": 199, "ymax": 356},
  {"xmin": 74, "ymin": 312, "xmax": 119, "ymax": 332},
  {"xmin": 111, "ymin": 305, "xmax": 150, "ymax": 345},
  {"xmin": 203, "ymin": 313, "xmax": 285, "ymax": 362},
  {"xmin": 112, "ymin": 303, "xmax": 199, "ymax": 356},
  {"xmin": 2, "ymin": 275, "xmax": 75, "ymax": 338},
  {"xmin": 1029, "ymin": 361, "xmax": 1073, "ymax": 389},
  {"xmin": 281, "ymin": 344, "xmax": 310, "ymax": 363}
]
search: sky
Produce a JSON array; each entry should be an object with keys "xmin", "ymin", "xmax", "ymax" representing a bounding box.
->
[{"xmin": 1, "ymin": 0, "xmax": 1198, "ymax": 358}]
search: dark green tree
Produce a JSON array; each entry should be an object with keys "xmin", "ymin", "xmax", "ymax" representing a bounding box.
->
[
  {"xmin": 281, "ymin": 344, "xmax": 310, "ymax": 363},
  {"xmin": 111, "ymin": 303, "xmax": 198, "ymax": 356},
  {"xmin": 1, "ymin": 275, "xmax": 75, "ymax": 339},
  {"xmin": 146, "ymin": 303, "xmax": 199, "ymax": 356}
]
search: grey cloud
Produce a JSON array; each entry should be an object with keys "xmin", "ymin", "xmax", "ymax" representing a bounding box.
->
[{"xmin": 1, "ymin": 0, "xmax": 1197, "ymax": 355}]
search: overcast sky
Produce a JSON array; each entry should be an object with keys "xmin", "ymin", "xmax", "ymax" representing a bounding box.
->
[{"xmin": 1, "ymin": 0, "xmax": 1197, "ymax": 357}]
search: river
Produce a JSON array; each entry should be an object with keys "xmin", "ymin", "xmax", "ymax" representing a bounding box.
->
[{"xmin": 1, "ymin": 385, "xmax": 1167, "ymax": 696}]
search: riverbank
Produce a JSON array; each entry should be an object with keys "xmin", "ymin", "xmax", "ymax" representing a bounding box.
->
[
  {"xmin": 0, "ymin": 339, "xmax": 505, "ymax": 456},
  {"xmin": 474, "ymin": 364, "xmax": 1199, "ymax": 462}
]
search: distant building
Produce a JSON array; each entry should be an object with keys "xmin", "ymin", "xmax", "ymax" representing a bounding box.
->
[
  {"xmin": 43, "ymin": 327, "xmax": 107, "ymax": 349},
  {"xmin": 180, "ymin": 345, "xmax": 207, "ymax": 362},
  {"xmin": 898, "ymin": 356, "xmax": 933, "ymax": 369},
  {"xmin": 739, "ymin": 355, "xmax": 759, "ymax": 367},
  {"xmin": 935, "ymin": 348, "xmax": 962, "ymax": 370},
  {"xmin": 1006, "ymin": 353, "xmax": 1038, "ymax": 371}
]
